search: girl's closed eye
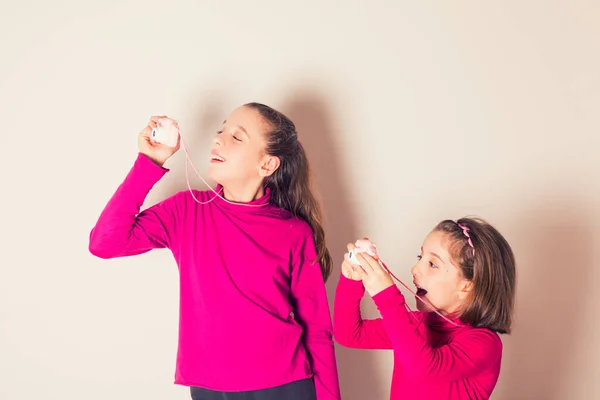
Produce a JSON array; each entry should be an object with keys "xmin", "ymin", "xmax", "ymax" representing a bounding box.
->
[{"xmin": 216, "ymin": 129, "xmax": 241, "ymax": 142}]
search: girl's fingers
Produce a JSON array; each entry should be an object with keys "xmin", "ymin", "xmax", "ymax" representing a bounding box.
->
[
  {"xmin": 366, "ymin": 254, "xmax": 385, "ymax": 272},
  {"xmin": 354, "ymin": 263, "xmax": 368, "ymax": 279},
  {"xmin": 356, "ymin": 253, "xmax": 374, "ymax": 274},
  {"xmin": 139, "ymin": 125, "xmax": 152, "ymax": 138},
  {"xmin": 341, "ymin": 258, "xmax": 353, "ymax": 271}
]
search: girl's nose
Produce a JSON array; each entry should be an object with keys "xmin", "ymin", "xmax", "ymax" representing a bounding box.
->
[{"xmin": 411, "ymin": 264, "xmax": 419, "ymax": 277}]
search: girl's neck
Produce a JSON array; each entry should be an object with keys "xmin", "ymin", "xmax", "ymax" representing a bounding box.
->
[{"xmin": 222, "ymin": 181, "xmax": 265, "ymax": 203}]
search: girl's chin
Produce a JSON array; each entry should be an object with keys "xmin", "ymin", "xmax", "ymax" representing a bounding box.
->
[
  {"xmin": 415, "ymin": 297, "xmax": 429, "ymax": 312},
  {"xmin": 415, "ymin": 296, "xmax": 440, "ymax": 313},
  {"xmin": 207, "ymin": 169, "xmax": 224, "ymax": 184}
]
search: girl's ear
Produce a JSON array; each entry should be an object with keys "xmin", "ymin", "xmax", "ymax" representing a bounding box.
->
[
  {"xmin": 457, "ymin": 279, "xmax": 473, "ymax": 301},
  {"xmin": 259, "ymin": 155, "xmax": 280, "ymax": 177}
]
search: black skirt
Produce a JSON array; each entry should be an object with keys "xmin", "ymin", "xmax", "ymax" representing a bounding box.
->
[{"xmin": 190, "ymin": 378, "xmax": 316, "ymax": 400}]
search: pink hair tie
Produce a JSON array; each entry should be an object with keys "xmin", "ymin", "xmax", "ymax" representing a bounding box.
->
[{"xmin": 457, "ymin": 223, "xmax": 475, "ymax": 256}]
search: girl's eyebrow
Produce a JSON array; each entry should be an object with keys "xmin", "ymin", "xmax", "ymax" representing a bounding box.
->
[
  {"xmin": 222, "ymin": 120, "xmax": 250, "ymax": 137},
  {"xmin": 421, "ymin": 246, "xmax": 445, "ymax": 263}
]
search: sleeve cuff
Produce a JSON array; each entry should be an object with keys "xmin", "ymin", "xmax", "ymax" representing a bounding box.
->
[
  {"xmin": 338, "ymin": 272, "xmax": 364, "ymax": 286},
  {"xmin": 133, "ymin": 152, "xmax": 169, "ymax": 180},
  {"xmin": 117, "ymin": 153, "xmax": 170, "ymax": 197},
  {"xmin": 136, "ymin": 152, "xmax": 170, "ymax": 171},
  {"xmin": 337, "ymin": 272, "xmax": 365, "ymax": 293},
  {"xmin": 372, "ymin": 284, "xmax": 405, "ymax": 310}
]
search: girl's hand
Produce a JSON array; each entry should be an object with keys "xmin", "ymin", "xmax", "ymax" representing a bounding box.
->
[
  {"xmin": 354, "ymin": 251, "xmax": 395, "ymax": 297},
  {"xmin": 138, "ymin": 116, "xmax": 180, "ymax": 167},
  {"xmin": 341, "ymin": 242, "xmax": 363, "ymax": 281}
]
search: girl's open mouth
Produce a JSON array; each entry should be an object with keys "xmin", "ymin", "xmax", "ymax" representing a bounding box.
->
[{"xmin": 415, "ymin": 285, "xmax": 428, "ymax": 297}]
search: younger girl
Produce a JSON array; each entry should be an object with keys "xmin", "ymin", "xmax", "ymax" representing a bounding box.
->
[
  {"xmin": 333, "ymin": 218, "xmax": 516, "ymax": 399},
  {"xmin": 89, "ymin": 103, "xmax": 341, "ymax": 400}
]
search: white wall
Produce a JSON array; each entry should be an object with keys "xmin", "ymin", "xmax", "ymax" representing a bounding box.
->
[{"xmin": 2, "ymin": 1, "xmax": 599, "ymax": 399}]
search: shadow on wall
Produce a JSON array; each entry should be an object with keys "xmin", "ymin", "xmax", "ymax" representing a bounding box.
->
[
  {"xmin": 282, "ymin": 92, "xmax": 387, "ymax": 400},
  {"xmin": 494, "ymin": 194, "xmax": 594, "ymax": 400}
]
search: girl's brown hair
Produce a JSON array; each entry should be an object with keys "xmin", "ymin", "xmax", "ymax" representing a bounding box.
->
[
  {"xmin": 435, "ymin": 217, "xmax": 516, "ymax": 334},
  {"xmin": 245, "ymin": 102, "xmax": 332, "ymax": 282}
]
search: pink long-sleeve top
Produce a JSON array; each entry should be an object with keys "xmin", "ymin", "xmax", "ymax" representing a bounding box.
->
[
  {"xmin": 89, "ymin": 153, "xmax": 341, "ymax": 399},
  {"xmin": 333, "ymin": 273, "xmax": 502, "ymax": 400}
]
